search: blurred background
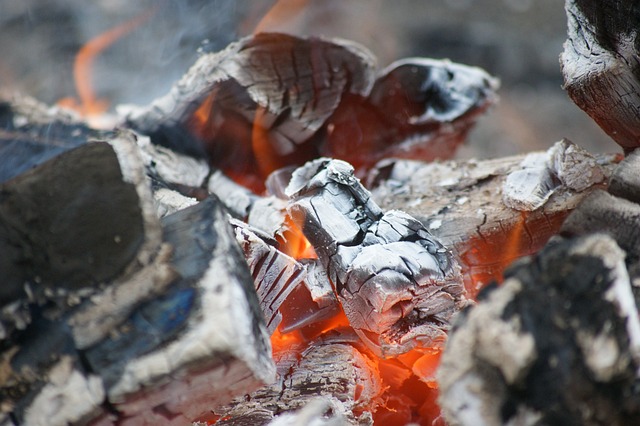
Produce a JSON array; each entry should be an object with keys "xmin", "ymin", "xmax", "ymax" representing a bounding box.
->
[{"xmin": 0, "ymin": 0, "xmax": 614, "ymax": 157}]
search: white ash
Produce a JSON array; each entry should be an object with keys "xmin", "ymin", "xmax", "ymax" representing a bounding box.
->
[{"xmin": 503, "ymin": 139, "xmax": 604, "ymax": 211}]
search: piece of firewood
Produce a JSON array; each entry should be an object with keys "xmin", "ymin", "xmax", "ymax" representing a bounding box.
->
[
  {"xmin": 0, "ymin": 134, "xmax": 162, "ymax": 340},
  {"xmin": 438, "ymin": 233, "xmax": 640, "ymax": 426},
  {"xmin": 285, "ymin": 158, "xmax": 467, "ymax": 357},
  {"xmin": 126, "ymin": 33, "xmax": 496, "ymax": 192},
  {"xmin": 369, "ymin": 140, "xmax": 615, "ymax": 296},
  {"xmin": 561, "ymin": 0, "xmax": 640, "ymax": 152},
  {"xmin": 213, "ymin": 339, "xmax": 381, "ymax": 426}
]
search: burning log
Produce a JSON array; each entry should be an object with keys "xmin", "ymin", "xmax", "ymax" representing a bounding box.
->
[
  {"xmin": 285, "ymin": 158, "xmax": 468, "ymax": 357},
  {"xmin": 561, "ymin": 0, "xmax": 640, "ymax": 152},
  {"xmin": 438, "ymin": 150, "xmax": 640, "ymax": 425},
  {"xmin": 369, "ymin": 139, "xmax": 614, "ymax": 295},
  {"xmin": 213, "ymin": 337, "xmax": 382, "ymax": 426},
  {"xmin": 126, "ymin": 33, "xmax": 497, "ymax": 192},
  {"xmin": 0, "ymin": 130, "xmax": 275, "ymax": 424},
  {"xmin": 438, "ymin": 233, "xmax": 640, "ymax": 426}
]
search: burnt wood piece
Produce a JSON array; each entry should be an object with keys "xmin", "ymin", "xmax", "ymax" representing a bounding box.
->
[
  {"xmin": 1, "ymin": 193, "xmax": 275, "ymax": 424},
  {"xmin": 232, "ymin": 220, "xmax": 306, "ymax": 333},
  {"xmin": 438, "ymin": 234, "xmax": 640, "ymax": 426},
  {"xmin": 83, "ymin": 197, "xmax": 275, "ymax": 425},
  {"xmin": 0, "ymin": 134, "xmax": 162, "ymax": 340},
  {"xmin": 214, "ymin": 340, "xmax": 381, "ymax": 426},
  {"xmin": 126, "ymin": 33, "xmax": 496, "ymax": 193},
  {"xmin": 368, "ymin": 141, "xmax": 615, "ymax": 296},
  {"xmin": 561, "ymin": 0, "xmax": 640, "ymax": 152},
  {"xmin": 285, "ymin": 158, "xmax": 467, "ymax": 357}
]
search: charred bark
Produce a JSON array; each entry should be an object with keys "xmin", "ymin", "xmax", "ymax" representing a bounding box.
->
[
  {"xmin": 438, "ymin": 234, "xmax": 640, "ymax": 426},
  {"xmin": 561, "ymin": 0, "xmax": 640, "ymax": 152}
]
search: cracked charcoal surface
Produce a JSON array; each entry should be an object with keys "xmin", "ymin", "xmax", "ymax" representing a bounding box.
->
[{"xmin": 285, "ymin": 158, "xmax": 467, "ymax": 356}]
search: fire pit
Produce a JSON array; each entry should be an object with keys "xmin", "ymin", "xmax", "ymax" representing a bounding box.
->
[{"xmin": 2, "ymin": 1, "xmax": 640, "ymax": 425}]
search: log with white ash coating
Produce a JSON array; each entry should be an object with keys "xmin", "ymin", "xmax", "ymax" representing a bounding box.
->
[{"xmin": 285, "ymin": 158, "xmax": 469, "ymax": 357}]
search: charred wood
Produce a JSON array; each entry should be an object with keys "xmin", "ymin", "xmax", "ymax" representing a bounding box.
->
[
  {"xmin": 1, "ymin": 142, "xmax": 275, "ymax": 425},
  {"xmin": 232, "ymin": 220, "xmax": 306, "ymax": 333},
  {"xmin": 561, "ymin": 0, "xmax": 640, "ymax": 152},
  {"xmin": 286, "ymin": 158, "xmax": 467, "ymax": 357},
  {"xmin": 126, "ymin": 33, "xmax": 496, "ymax": 192},
  {"xmin": 369, "ymin": 140, "xmax": 614, "ymax": 295},
  {"xmin": 213, "ymin": 340, "xmax": 381, "ymax": 426},
  {"xmin": 438, "ymin": 233, "xmax": 640, "ymax": 426}
]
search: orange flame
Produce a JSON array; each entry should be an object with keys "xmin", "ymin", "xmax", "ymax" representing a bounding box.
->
[
  {"xmin": 252, "ymin": 0, "xmax": 309, "ymax": 34},
  {"xmin": 58, "ymin": 10, "xmax": 154, "ymax": 118}
]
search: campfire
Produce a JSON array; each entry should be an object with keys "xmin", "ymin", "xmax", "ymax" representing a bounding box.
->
[{"xmin": 2, "ymin": 1, "xmax": 640, "ymax": 425}]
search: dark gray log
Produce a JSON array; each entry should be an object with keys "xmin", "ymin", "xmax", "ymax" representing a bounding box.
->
[
  {"xmin": 0, "ymin": 133, "xmax": 162, "ymax": 339},
  {"xmin": 438, "ymin": 233, "xmax": 640, "ymax": 426},
  {"xmin": 561, "ymin": 0, "xmax": 640, "ymax": 152},
  {"xmin": 286, "ymin": 158, "xmax": 467, "ymax": 357}
]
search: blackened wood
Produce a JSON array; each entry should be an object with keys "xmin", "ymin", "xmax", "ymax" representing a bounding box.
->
[
  {"xmin": 438, "ymin": 234, "xmax": 640, "ymax": 426},
  {"xmin": 369, "ymin": 143, "xmax": 614, "ymax": 296},
  {"xmin": 286, "ymin": 158, "xmax": 467, "ymax": 357},
  {"xmin": 561, "ymin": 0, "xmax": 640, "ymax": 152},
  {"xmin": 0, "ymin": 135, "xmax": 162, "ymax": 338}
]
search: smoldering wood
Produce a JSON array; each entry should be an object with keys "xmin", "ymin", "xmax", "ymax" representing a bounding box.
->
[
  {"xmin": 213, "ymin": 341, "xmax": 381, "ymax": 426},
  {"xmin": 368, "ymin": 142, "xmax": 615, "ymax": 296},
  {"xmin": 232, "ymin": 220, "xmax": 306, "ymax": 333},
  {"xmin": 125, "ymin": 32, "xmax": 376, "ymax": 165},
  {"xmin": 438, "ymin": 233, "xmax": 640, "ymax": 426},
  {"xmin": 125, "ymin": 33, "xmax": 497, "ymax": 193},
  {"xmin": 286, "ymin": 158, "xmax": 467, "ymax": 357},
  {"xmin": 0, "ymin": 134, "xmax": 162, "ymax": 340},
  {"xmin": 83, "ymin": 197, "xmax": 275, "ymax": 425},
  {"xmin": 561, "ymin": 0, "xmax": 640, "ymax": 152}
]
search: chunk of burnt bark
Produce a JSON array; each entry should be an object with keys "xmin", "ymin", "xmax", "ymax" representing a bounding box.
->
[
  {"xmin": 285, "ymin": 158, "xmax": 467, "ymax": 356},
  {"xmin": 438, "ymin": 234, "xmax": 640, "ymax": 426}
]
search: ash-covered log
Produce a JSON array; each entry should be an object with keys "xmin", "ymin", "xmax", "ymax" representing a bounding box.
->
[
  {"xmin": 213, "ymin": 336, "xmax": 382, "ymax": 426},
  {"xmin": 0, "ymin": 126, "xmax": 275, "ymax": 425},
  {"xmin": 561, "ymin": 0, "xmax": 640, "ymax": 152},
  {"xmin": 126, "ymin": 33, "xmax": 496, "ymax": 192},
  {"xmin": 0, "ymin": 133, "xmax": 162, "ymax": 340},
  {"xmin": 438, "ymin": 233, "xmax": 640, "ymax": 426},
  {"xmin": 369, "ymin": 139, "xmax": 613, "ymax": 295},
  {"xmin": 285, "ymin": 158, "xmax": 467, "ymax": 357}
]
